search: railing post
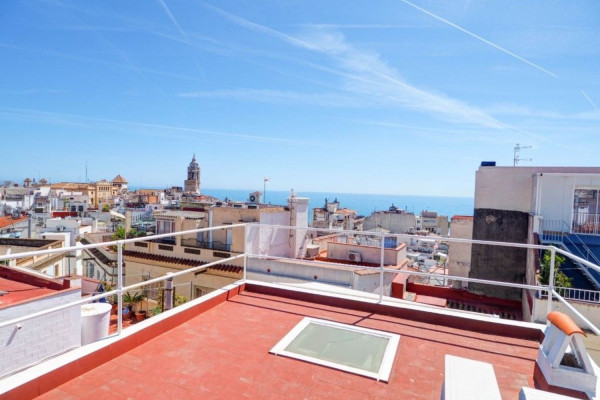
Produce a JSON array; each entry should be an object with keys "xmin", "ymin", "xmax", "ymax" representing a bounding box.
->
[
  {"xmin": 117, "ymin": 240, "xmax": 124, "ymax": 336},
  {"xmin": 546, "ymin": 247, "xmax": 556, "ymax": 318},
  {"xmin": 243, "ymin": 224, "xmax": 248, "ymax": 281},
  {"xmin": 379, "ymin": 235, "xmax": 385, "ymax": 303},
  {"xmin": 165, "ymin": 272, "xmax": 174, "ymax": 310}
]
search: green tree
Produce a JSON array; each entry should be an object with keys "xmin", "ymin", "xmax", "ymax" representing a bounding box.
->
[
  {"xmin": 538, "ymin": 250, "xmax": 572, "ymax": 288},
  {"xmin": 102, "ymin": 204, "xmax": 110, "ymax": 212}
]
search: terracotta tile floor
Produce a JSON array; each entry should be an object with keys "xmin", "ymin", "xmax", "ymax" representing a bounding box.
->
[{"xmin": 35, "ymin": 291, "xmax": 539, "ymax": 400}]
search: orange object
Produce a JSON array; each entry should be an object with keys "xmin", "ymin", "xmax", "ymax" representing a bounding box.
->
[{"xmin": 547, "ymin": 311, "xmax": 586, "ymax": 336}]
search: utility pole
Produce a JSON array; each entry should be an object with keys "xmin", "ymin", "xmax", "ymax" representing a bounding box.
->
[{"xmin": 514, "ymin": 143, "xmax": 532, "ymax": 166}]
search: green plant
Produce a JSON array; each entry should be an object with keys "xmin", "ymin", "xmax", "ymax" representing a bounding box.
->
[
  {"xmin": 102, "ymin": 204, "xmax": 110, "ymax": 212},
  {"xmin": 123, "ymin": 291, "xmax": 146, "ymax": 306},
  {"xmin": 151, "ymin": 306, "xmax": 162, "ymax": 316},
  {"xmin": 538, "ymin": 250, "xmax": 572, "ymax": 288},
  {"xmin": 175, "ymin": 294, "xmax": 188, "ymax": 307},
  {"xmin": 154, "ymin": 292, "xmax": 188, "ymax": 312},
  {"xmin": 111, "ymin": 226, "xmax": 126, "ymax": 241}
]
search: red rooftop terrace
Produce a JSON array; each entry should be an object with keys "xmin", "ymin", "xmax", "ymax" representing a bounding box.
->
[{"xmin": 1, "ymin": 224, "xmax": 600, "ymax": 399}]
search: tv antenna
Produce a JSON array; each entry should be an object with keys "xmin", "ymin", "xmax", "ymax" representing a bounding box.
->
[{"xmin": 513, "ymin": 143, "xmax": 532, "ymax": 166}]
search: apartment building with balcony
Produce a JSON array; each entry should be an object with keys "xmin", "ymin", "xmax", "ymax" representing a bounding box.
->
[{"xmin": 120, "ymin": 193, "xmax": 310, "ymax": 299}]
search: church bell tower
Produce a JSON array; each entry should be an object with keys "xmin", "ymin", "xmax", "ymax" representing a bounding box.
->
[{"xmin": 184, "ymin": 154, "xmax": 201, "ymax": 194}]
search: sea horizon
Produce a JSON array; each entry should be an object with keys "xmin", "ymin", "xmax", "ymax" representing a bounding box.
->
[{"xmin": 198, "ymin": 188, "xmax": 474, "ymax": 218}]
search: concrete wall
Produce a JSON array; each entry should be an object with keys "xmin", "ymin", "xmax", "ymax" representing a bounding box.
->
[
  {"xmin": 248, "ymin": 258, "xmax": 354, "ymax": 287},
  {"xmin": 447, "ymin": 216, "xmax": 473, "ymax": 289},
  {"xmin": 363, "ymin": 212, "xmax": 416, "ymax": 234},
  {"xmin": 327, "ymin": 242, "xmax": 404, "ymax": 265},
  {"xmin": 533, "ymin": 297, "xmax": 600, "ymax": 329},
  {"xmin": 474, "ymin": 167, "xmax": 537, "ymax": 213},
  {"xmin": 0, "ymin": 289, "xmax": 81, "ymax": 378},
  {"xmin": 469, "ymin": 208, "xmax": 529, "ymax": 300},
  {"xmin": 247, "ymin": 258, "xmax": 395, "ymax": 295}
]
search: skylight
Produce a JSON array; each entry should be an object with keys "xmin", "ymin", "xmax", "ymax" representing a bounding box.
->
[{"xmin": 270, "ymin": 317, "xmax": 399, "ymax": 382}]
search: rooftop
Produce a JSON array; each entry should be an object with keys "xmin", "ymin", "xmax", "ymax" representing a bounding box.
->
[
  {"xmin": 4, "ymin": 281, "xmax": 546, "ymax": 400},
  {"xmin": 0, "ymin": 266, "xmax": 72, "ymax": 309},
  {"xmin": 0, "ymin": 215, "xmax": 28, "ymax": 230}
]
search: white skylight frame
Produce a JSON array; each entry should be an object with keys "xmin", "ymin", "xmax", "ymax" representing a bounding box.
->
[{"xmin": 269, "ymin": 317, "xmax": 400, "ymax": 382}]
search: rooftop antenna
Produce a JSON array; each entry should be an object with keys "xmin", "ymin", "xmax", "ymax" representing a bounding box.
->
[
  {"xmin": 513, "ymin": 143, "xmax": 532, "ymax": 166},
  {"xmin": 85, "ymin": 162, "xmax": 88, "ymax": 182},
  {"xmin": 264, "ymin": 176, "xmax": 270, "ymax": 203}
]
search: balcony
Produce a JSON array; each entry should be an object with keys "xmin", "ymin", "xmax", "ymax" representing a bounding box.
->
[
  {"xmin": 149, "ymin": 237, "xmax": 176, "ymax": 245},
  {"xmin": 181, "ymin": 238, "xmax": 231, "ymax": 251}
]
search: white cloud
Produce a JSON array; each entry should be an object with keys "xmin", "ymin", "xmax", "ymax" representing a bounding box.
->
[{"xmin": 202, "ymin": 4, "xmax": 513, "ymax": 130}]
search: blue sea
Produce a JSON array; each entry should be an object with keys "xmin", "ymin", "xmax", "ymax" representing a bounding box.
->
[{"xmin": 201, "ymin": 188, "xmax": 473, "ymax": 219}]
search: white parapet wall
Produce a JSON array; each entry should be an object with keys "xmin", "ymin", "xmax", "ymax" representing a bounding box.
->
[
  {"xmin": 0, "ymin": 289, "xmax": 81, "ymax": 378},
  {"xmin": 533, "ymin": 297, "xmax": 600, "ymax": 328}
]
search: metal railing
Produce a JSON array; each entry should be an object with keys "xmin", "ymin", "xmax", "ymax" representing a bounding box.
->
[
  {"xmin": 555, "ymin": 286, "xmax": 600, "ymax": 303},
  {"xmin": 540, "ymin": 219, "xmax": 600, "ymax": 292},
  {"xmin": 180, "ymin": 238, "xmax": 231, "ymax": 251},
  {"xmin": 572, "ymin": 212, "xmax": 600, "ymax": 235},
  {"xmin": 2, "ymin": 223, "xmax": 600, "ymax": 344}
]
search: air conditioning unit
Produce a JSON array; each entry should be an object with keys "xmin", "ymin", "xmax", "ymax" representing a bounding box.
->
[
  {"xmin": 248, "ymin": 191, "xmax": 262, "ymax": 204},
  {"xmin": 348, "ymin": 251, "xmax": 361, "ymax": 262}
]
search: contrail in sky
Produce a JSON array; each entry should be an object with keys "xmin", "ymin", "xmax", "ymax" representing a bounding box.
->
[
  {"xmin": 580, "ymin": 90, "xmax": 600, "ymax": 111},
  {"xmin": 397, "ymin": 0, "xmax": 559, "ymax": 78},
  {"xmin": 157, "ymin": 0, "xmax": 188, "ymax": 41}
]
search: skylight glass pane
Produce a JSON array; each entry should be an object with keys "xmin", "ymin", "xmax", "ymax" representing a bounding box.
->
[
  {"xmin": 270, "ymin": 317, "xmax": 400, "ymax": 381},
  {"xmin": 284, "ymin": 323, "xmax": 389, "ymax": 373}
]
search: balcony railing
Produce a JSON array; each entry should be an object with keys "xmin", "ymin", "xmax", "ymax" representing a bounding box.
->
[
  {"xmin": 572, "ymin": 212, "xmax": 600, "ymax": 235},
  {"xmin": 150, "ymin": 237, "xmax": 176, "ymax": 245},
  {"xmin": 2, "ymin": 223, "xmax": 600, "ymax": 351},
  {"xmin": 555, "ymin": 286, "xmax": 600, "ymax": 303},
  {"xmin": 181, "ymin": 238, "xmax": 231, "ymax": 251}
]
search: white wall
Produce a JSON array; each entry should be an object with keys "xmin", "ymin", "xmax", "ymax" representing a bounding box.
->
[
  {"xmin": 363, "ymin": 213, "xmax": 416, "ymax": 234},
  {"xmin": 0, "ymin": 289, "xmax": 81, "ymax": 378},
  {"xmin": 248, "ymin": 258, "xmax": 394, "ymax": 295},
  {"xmin": 447, "ymin": 217, "xmax": 473, "ymax": 288},
  {"xmin": 537, "ymin": 174, "xmax": 600, "ymax": 224},
  {"xmin": 256, "ymin": 213, "xmax": 293, "ymax": 258},
  {"xmin": 533, "ymin": 297, "xmax": 600, "ymax": 329},
  {"xmin": 475, "ymin": 167, "xmax": 535, "ymax": 212},
  {"xmin": 327, "ymin": 242, "xmax": 402, "ymax": 265}
]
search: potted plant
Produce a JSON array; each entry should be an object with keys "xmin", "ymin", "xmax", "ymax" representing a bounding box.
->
[
  {"xmin": 123, "ymin": 291, "xmax": 146, "ymax": 319},
  {"xmin": 135, "ymin": 310, "xmax": 146, "ymax": 321},
  {"xmin": 100, "ymin": 281, "xmax": 118, "ymax": 314}
]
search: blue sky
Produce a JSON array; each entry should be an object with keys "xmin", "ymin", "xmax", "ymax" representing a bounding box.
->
[{"xmin": 1, "ymin": 1, "xmax": 599, "ymax": 197}]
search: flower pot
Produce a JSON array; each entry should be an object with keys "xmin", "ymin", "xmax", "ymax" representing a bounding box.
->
[
  {"xmin": 110, "ymin": 303, "xmax": 118, "ymax": 315},
  {"xmin": 135, "ymin": 311, "xmax": 146, "ymax": 322}
]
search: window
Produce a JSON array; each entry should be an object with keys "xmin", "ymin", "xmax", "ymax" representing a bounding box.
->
[
  {"xmin": 194, "ymin": 285, "xmax": 214, "ymax": 298},
  {"xmin": 270, "ymin": 317, "xmax": 399, "ymax": 382},
  {"xmin": 157, "ymin": 219, "xmax": 175, "ymax": 235}
]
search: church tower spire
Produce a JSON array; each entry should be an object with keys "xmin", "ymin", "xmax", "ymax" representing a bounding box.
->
[{"xmin": 184, "ymin": 154, "xmax": 201, "ymax": 194}]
